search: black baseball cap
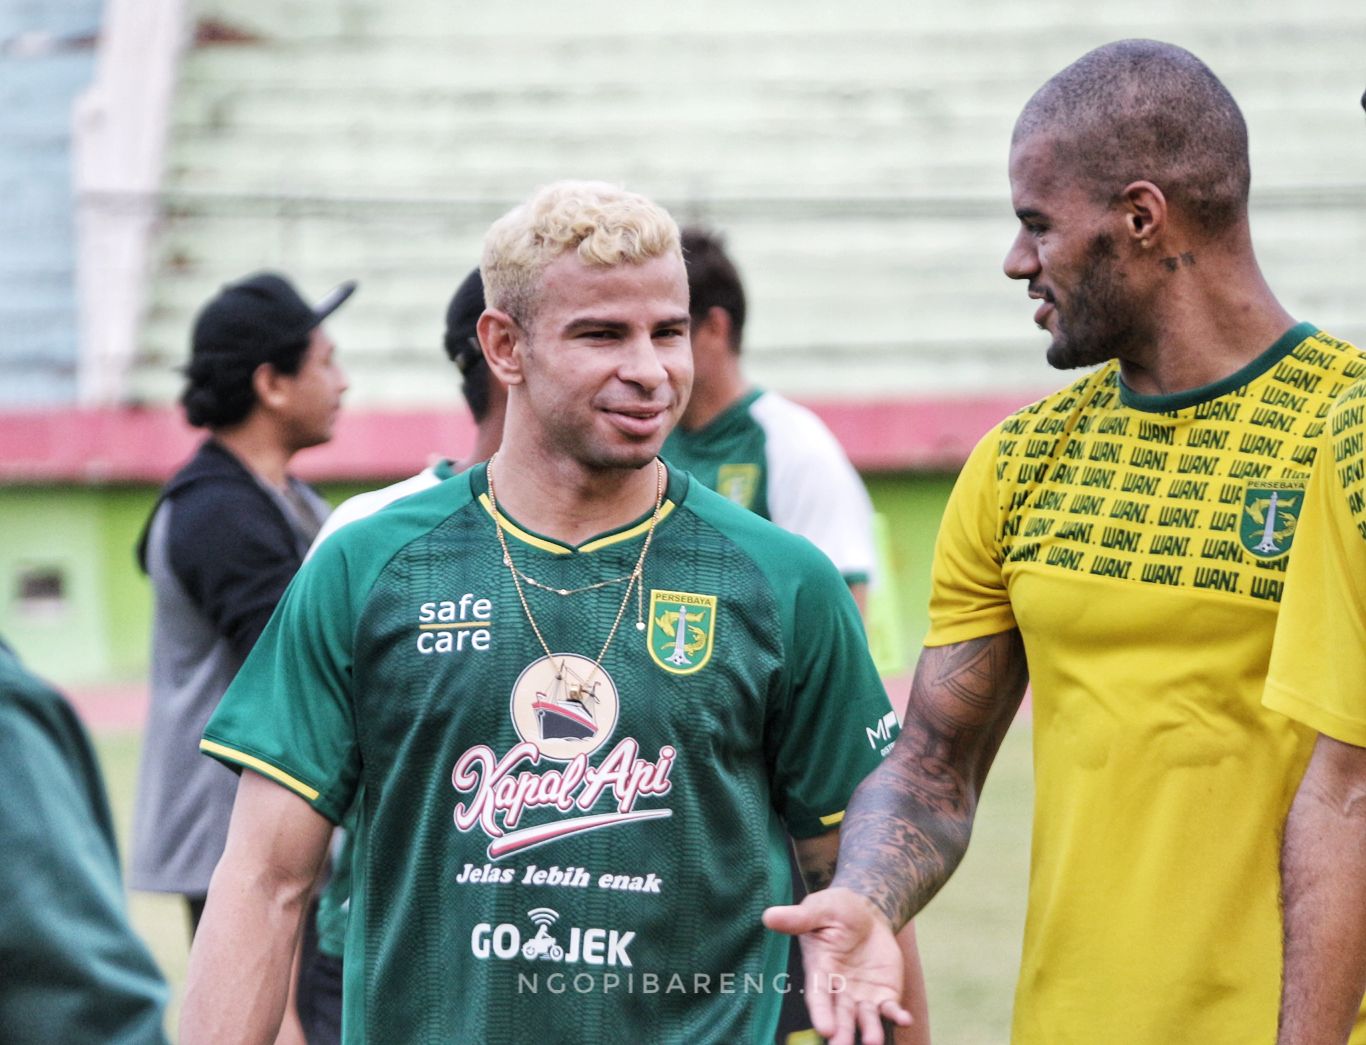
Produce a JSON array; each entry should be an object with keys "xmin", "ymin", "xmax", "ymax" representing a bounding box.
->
[
  {"xmin": 191, "ymin": 271, "xmax": 357, "ymax": 366},
  {"xmin": 443, "ymin": 268, "xmax": 486, "ymax": 374}
]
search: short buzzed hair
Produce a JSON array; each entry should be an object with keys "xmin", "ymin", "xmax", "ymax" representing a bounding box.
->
[
  {"xmin": 481, "ymin": 180, "xmax": 681, "ymax": 327},
  {"xmin": 1015, "ymin": 40, "xmax": 1250, "ymax": 236},
  {"xmin": 681, "ymin": 227, "xmax": 747, "ymax": 352}
]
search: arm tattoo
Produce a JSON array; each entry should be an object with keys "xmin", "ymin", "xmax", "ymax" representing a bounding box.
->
[{"xmin": 832, "ymin": 630, "xmax": 1028, "ymax": 928}]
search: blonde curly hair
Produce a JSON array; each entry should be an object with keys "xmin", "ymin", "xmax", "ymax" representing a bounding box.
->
[{"xmin": 481, "ymin": 181, "xmax": 681, "ymax": 325}]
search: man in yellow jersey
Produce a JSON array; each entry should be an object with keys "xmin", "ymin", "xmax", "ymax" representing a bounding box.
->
[
  {"xmin": 764, "ymin": 40, "xmax": 1366, "ymax": 1045},
  {"xmin": 1262, "ymin": 89, "xmax": 1366, "ymax": 1045}
]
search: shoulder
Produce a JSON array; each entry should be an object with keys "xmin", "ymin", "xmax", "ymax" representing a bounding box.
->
[
  {"xmin": 1326, "ymin": 377, "xmax": 1366, "ymax": 447},
  {"xmin": 162, "ymin": 440, "xmax": 258, "ymax": 498},
  {"xmin": 0, "ymin": 645, "xmax": 84, "ymax": 774},
  {"xmin": 749, "ymin": 391, "xmax": 843, "ymax": 452},
  {"xmin": 161, "ymin": 445, "xmax": 277, "ymax": 529},
  {"xmin": 313, "ymin": 466, "xmax": 480, "ymax": 575},
  {"xmin": 1291, "ymin": 327, "xmax": 1366, "ymax": 375},
  {"xmin": 310, "ymin": 468, "xmax": 445, "ymax": 555},
  {"xmin": 983, "ymin": 367, "xmax": 1120, "ymax": 455},
  {"xmin": 679, "ymin": 476, "xmax": 847, "ymax": 585},
  {"xmin": 1332, "ymin": 376, "xmax": 1366, "ymax": 414}
]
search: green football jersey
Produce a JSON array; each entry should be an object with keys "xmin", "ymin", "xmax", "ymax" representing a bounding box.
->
[
  {"xmin": 663, "ymin": 389, "xmax": 876, "ymax": 586},
  {"xmin": 203, "ymin": 464, "xmax": 895, "ymax": 1044}
]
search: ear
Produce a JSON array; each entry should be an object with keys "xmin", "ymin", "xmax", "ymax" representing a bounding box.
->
[
  {"xmin": 478, "ymin": 308, "xmax": 526, "ymax": 386},
  {"xmin": 693, "ymin": 306, "xmax": 734, "ymax": 353},
  {"xmin": 251, "ymin": 362, "xmax": 290, "ymax": 410},
  {"xmin": 1118, "ymin": 180, "xmax": 1167, "ymax": 247}
]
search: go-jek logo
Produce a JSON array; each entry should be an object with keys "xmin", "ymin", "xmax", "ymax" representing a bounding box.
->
[{"xmin": 471, "ymin": 907, "xmax": 636, "ymax": 967}]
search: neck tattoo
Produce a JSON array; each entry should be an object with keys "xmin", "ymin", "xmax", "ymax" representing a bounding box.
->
[{"xmin": 486, "ymin": 456, "xmax": 666, "ymax": 686}]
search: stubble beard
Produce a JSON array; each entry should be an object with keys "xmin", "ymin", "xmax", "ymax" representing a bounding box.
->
[{"xmin": 1045, "ymin": 232, "xmax": 1149, "ymax": 371}]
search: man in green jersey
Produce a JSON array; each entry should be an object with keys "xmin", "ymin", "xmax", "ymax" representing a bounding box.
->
[
  {"xmin": 664, "ymin": 228, "xmax": 876, "ymax": 609},
  {"xmin": 181, "ymin": 181, "xmax": 922, "ymax": 1044},
  {"xmin": 766, "ymin": 41, "xmax": 1366, "ymax": 1045}
]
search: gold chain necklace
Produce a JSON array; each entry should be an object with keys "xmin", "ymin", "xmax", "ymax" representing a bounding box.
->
[{"xmin": 487, "ymin": 456, "xmax": 665, "ymax": 685}]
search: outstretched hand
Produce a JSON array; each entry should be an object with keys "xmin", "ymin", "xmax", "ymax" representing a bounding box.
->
[{"xmin": 763, "ymin": 887, "xmax": 912, "ymax": 1045}]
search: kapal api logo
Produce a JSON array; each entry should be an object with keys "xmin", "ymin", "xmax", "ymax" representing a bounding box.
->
[{"xmin": 452, "ymin": 654, "xmax": 675, "ymax": 861}]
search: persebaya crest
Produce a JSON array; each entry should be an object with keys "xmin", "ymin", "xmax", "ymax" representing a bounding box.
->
[
  {"xmin": 647, "ymin": 589, "xmax": 717, "ymax": 675},
  {"xmin": 716, "ymin": 464, "xmax": 760, "ymax": 510},
  {"xmin": 1239, "ymin": 480, "xmax": 1305, "ymax": 560}
]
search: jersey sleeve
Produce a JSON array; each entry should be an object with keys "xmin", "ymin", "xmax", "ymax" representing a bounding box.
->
[
  {"xmin": 756, "ymin": 397, "xmax": 877, "ymax": 585},
  {"xmin": 765, "ymin": 544, "xmax": 898, "ymax": 838},
  {"xmin": 1263, "ymin": 385, "xmax": 1366, "ymax": 745},
  {"xmin": 924, "ymin": 424, "xmax": 1016, "ymax": 647},
  {"xmin": 200, "ymin": 534, "xmax": 363, "ymax": 823}
]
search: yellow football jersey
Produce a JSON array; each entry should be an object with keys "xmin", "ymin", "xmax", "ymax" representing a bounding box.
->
[
  {"xmin": 927, "ymin": 324, "xmax": 1366, "ymax": 1044},
  {"xmin": 1266, "ymin": 377, "xmax": 1366, "ymax": 744}
]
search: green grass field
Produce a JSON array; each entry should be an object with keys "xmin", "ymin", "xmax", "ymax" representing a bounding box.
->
[{"xmin": 94, "ymin": 719, "xmax": 1033, "ymax": 1043}]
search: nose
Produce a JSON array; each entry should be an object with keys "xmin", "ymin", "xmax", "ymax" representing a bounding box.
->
[
  {"xmin": 617, "ymin": 331, "xmax": 669, "ymax": 391},
  {"xmin": 1003, "ymin": 228, "xmax": 1039, "ymax": 282}
]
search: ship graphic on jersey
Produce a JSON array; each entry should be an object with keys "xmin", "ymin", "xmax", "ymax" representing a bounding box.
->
[{"xmin": 533, "ymin": 674, "xmax": 601, "ymax": 743}]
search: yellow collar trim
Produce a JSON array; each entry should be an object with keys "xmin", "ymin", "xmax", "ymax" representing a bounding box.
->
[{"xmin": 478, "ymin": 493, "xmax": 676, "ymax": 555}]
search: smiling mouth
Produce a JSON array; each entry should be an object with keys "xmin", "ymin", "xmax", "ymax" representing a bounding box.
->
[
  {"xmin": 1029, "ymin": 288, "xmax": 1056, "ymax": 329},
  {"xmin": 603, "ymin": 406, "xmax": 668, "ymax": 436}
]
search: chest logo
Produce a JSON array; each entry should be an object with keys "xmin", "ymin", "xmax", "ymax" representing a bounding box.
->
[
  {"xmin": 716, "ymin": 463, "xmax": 760, "ymax": 509},
  {"xmin": 509, "ymin": 654, "xmax": 619, "ymax": 762},
  {"xmin": 1240, "ymin": 481, "xmax": 1305, "ymax": 560},
  {"xmin": 454, "ymin": 653, "xmax": 675, "ymax": 860},
  {"xmin": 647, "ymin": 589, "xmax": 717, "ymax": 676}
]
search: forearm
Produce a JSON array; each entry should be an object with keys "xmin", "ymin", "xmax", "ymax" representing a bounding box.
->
[
  {"xmin": 180, "ymin": 857, "xmax": 312, "ymax": 1043},
  {"xmin": 832, "ymin": 632, "xmax": 1027, "ymax": 929},
  {"xmin": 1278, "ymin": 735, "xmax": 1366, "ymax": 1045},
  {"xmin": 831, "ymin": 748, "xmax": 973, "ymax": 929},
  {"xmin": 180, "ymin": 772, "xmax": 332, "ymax": 1045}
]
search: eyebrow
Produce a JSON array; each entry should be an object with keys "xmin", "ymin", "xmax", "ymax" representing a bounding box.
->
[
  {"xmin": 562, "ymin": 314, "xmax": 691, "ymax": 334},
  {"xmin": 1015, "ymin": 207, "xmax": 1046, "ymax": 222}
]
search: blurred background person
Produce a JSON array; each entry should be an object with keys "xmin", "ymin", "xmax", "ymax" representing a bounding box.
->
[
  {"xmin": 310, "ymin": 265, "xmax": 505, "ymax": 546},
  {"xmin": 664, "ymin": 228, "xmax": 877, "ymax": 611},
  {"xmin": 0, "ymin": 636, "xmax": 168, "ymax": 1044}
]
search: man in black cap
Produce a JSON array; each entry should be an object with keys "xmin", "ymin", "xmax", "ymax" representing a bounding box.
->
[{"xmin": 129, "ymin": 271, "xmax": 353, "ymax": 956}]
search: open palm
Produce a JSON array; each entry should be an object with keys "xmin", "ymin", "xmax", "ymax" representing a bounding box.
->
[{"xmin": 763, "ymin": 887, "xmax": 912, "ymax": 1045}]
